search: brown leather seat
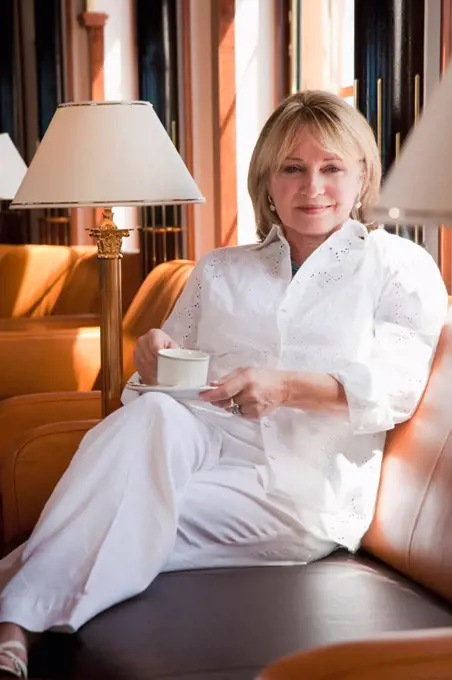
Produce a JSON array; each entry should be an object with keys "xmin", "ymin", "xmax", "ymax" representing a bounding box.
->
[
  {"xmin": 5, "ymin": 302, "xmax": 452, "ymax": 680},
  {"xmin": 28, "ymin": 553, "xmax": 452, "ymax": 679}
]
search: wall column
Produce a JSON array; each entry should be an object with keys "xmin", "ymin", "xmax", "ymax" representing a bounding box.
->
[
  {"xmin": 438, "ymin": 0, "xmax": 452, "ymax": 291},
  {"xmin": 212, "ymin": 0, "xmax": 238, "ymax": 248},
  {"xmin": 80, "ymin": 11, "xmax": 108, "ymax": 101}
]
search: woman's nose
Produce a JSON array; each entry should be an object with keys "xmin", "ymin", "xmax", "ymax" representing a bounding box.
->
[{"xmin": 300, "ymin": 171, "xmax": 324, "ymax": 196}]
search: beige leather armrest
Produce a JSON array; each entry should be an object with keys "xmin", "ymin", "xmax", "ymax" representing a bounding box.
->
[
  {"xmin": 0, "ymin": 391, "xmax": 102, "ymax": 461},
  {"xmin": 2, "ymin": 419, "xmax": 98, "ymax": 548},
  {"xmin": 258, "ymin": 628, "xmax": 452, "ymax": 679},
  {"xmin": 0, "ymin": 327, "xmax": 101, "ymax": 398}
]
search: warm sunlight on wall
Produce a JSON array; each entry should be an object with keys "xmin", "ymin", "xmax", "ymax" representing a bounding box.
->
[
  {"xmin": 235, "ymin": 0, "xmax": 275, "ymax": 245},
  {"xmin": 300, "ymin": 0, "xmax": 354, "ymax": 104}
]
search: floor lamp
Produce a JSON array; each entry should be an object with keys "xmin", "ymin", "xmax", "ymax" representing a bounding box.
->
[
  {"xmin": 370, "ymin": 61, "xmax": 452, "ymax": 231},
  {"xmin": 0, "ymin": 134, "xmax": 27, "ymax": 241},
  {"xmin": 10, "ymin": 101, "xmax": 205, "ymax": 417}
]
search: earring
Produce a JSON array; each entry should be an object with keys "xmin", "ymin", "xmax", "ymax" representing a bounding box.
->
[
  {"xmin": 354, "ymin": 199, "xmax": 362, "ymax": 210},
  {"xmin": 268, "ymin": 195, "xmax": 276, "ymax": 212}
]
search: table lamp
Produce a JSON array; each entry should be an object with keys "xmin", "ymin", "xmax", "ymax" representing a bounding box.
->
[
  {"xmin": 10, "ymin": 101, "xmax": 205, "ymax": 416},
  {"xmin": 370, "ymin": 61, "xmax": 452, "ymax": 227},
  {"xmin": 0, "ymin": 133, "xmax": 27, "ymax": 200}
]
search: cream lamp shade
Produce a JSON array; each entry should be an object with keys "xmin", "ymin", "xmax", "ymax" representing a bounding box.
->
[
  {"xmin": 0, "ymin": 133, "xmax": 27, "ymax": 201},
  {"xmin": 370, "ymin": 60, "xmax": 452, "ymax": 226},
  {"xmin": 11, "ymin": 101, "xmax": 205, "ymax": 209}
]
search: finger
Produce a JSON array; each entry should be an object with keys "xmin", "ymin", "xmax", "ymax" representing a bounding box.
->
[
  {"xmin": 214, "ymin": 398, "xmax": 236, "ymax": 410},
  {"xmin": 137, "ymin": 338, "xmax": 156, "ymax": 365},
  {"xmin": 135, "ymin": 350, "xmax": 156, "ymax": 377},
  {"xmin": 166, "ymin": 338, "xmax": 180, "ymax": 349},
  {"xmin": 212, "ymin": 367, "xmax": 244, "ymax": 386},
  {"xmin": 200, "ymin": 375, "xmax": 245, "ymax": 403}
]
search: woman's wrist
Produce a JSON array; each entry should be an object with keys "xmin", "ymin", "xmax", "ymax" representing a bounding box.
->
[{"xmin": 279, "ymin": 370, "xmax": 347, "ymax": 414}]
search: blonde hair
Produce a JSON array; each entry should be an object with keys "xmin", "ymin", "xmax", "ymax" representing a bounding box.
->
[{"xmin": 248, "ymin": 90, "xmax": 382, "ymax": 240}]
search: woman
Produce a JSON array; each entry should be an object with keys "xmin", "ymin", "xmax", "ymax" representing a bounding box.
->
[{"xmin": 0, "ymin": 90, "xmax": 447, "ymax": 677}]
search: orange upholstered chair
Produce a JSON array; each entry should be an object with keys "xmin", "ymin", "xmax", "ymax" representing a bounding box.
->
[{"xmin": 0, "ymin": 259, "xmax": 193, "ymax": 458}]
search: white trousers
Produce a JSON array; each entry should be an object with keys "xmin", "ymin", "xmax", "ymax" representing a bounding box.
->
[{"xmin": 0, "ymin": 393, "xmax": 335, "ymax": 632}]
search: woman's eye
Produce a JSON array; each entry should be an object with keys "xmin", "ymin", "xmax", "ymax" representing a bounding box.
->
[
  {"xmin": 324, "ymin": 165, "xmax": 342, "ymax": 173},
  {"xmin": 283, "ymin": 165, "xmax": 302, "ymax": 174}
]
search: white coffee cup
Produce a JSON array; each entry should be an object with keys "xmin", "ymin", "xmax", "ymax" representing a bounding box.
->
[{"xmin": 157, "ymin": 348, "xmax": 210, "ymax": 387}]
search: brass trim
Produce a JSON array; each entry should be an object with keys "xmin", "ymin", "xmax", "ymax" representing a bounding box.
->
[
  {"xmin": 141, "ymin": 226, "xmax": 182, "ymax": 234},
  {"xmin": 151, "ymin": 205, "xmax": 157, "ymax": 269},
  {"xmin": 171, "ymin": 120, "xmax": 180, "ymax": 258},
  {"xmin": 395, "ymin": 133, "xmax": 401, "ymax": 237},
  {"xmin": 377, "ymin": 78, "xmax": 383, "ymax": 157},
  {"xmin": 11, "ymin": 197, "xmax": 205, "ymax": 209},
  {"xmin": 395, "ymin": 132, "xmax": 401, "ymax": 158},
  {"xmin": 414, "ymin": 74, "xmax": 421, "ymax": 124},
  {"xmin": 414, "ymin": 74, "xmax": 421, "ymax": 243}
]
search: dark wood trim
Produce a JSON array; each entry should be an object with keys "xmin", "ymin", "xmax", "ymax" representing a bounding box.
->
[
  {"xmin": 62, "ymin": 0, "xmax": 75, "ymax": 102},
  {"xmin": 80, "ymin": 11, "xmax": 108, "ymax": 101},
  {"xmin": 439, "ymin": 0, "xmax": 452, "ymax": 293},
  {"xmin": 441, "ymin": 0, "xmax": 452, "ymax": 71},
  {"xmin": 62, "ymin": 0, "xmax": 79, "ymax": 245},
  {"xmin": 212, "ymin": 0, "xmax": 237, "ymax": 248},
  {"xmin": 273, "ymin": 0, "xmax": 290, "ymax": 105},
  {"xmin": 181, "ymin": 0, "xmax": 195, "ymax": 261}
]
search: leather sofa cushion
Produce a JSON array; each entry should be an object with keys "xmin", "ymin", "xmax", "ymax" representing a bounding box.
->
[
  {"xmin": 0, "ymin": 245, "xmax": 141, "ymax": 318},
  {"xmin": 363, "ymin": 302, "xmax": 452, "ymax": 604},
  {"xmin": 30, "ymin": 551, "xmax": 452, "ymax": 680}
]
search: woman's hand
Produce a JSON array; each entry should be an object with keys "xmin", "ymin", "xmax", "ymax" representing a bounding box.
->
[
  {"xmin": 200, "ymin": 367, "xmax": 289, "ymax": 419},
  {"xmin": 133, "ymin": 329, "xmax": 179, "ymax": 385}
]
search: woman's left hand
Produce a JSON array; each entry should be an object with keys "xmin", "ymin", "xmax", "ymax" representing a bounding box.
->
[{"xmin": 200, "ymin": 367, "xmax": 288, "ymax": 419}]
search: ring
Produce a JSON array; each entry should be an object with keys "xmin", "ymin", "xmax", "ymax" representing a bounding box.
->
[{"xmin": 228, "ymin": 397, "xmax": 242, "ymax": 416}]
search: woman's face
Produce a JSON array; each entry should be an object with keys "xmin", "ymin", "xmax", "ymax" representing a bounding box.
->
[{"xmin": 268, "ymin": 129, "xmax": 364, "ymax": 238}]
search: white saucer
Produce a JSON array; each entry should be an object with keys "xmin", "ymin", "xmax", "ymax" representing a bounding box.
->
[{"xmin": 125, "ymin": 381, "xmax": 216, "ymax": 400}]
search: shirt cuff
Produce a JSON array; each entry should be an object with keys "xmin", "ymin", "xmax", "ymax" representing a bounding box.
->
[{"xmin": 330, "ymin": 365, "xmax": 395, "ymax": 435}]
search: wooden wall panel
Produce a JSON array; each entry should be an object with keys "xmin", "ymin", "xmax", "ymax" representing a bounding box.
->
[
  {"xmin": 439, "ymin": 0, "xmax": 452, "ymax": 292},
  {"xmin": 212, "ymin": 0, "xmax": 237, "ymax": 248}
]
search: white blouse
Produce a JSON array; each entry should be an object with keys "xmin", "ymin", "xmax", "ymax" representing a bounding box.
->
[{"xmin": 126, "ymin": 220, "xmax": 448, "ymax": 551}]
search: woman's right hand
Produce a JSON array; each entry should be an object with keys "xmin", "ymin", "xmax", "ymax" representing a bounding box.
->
[{"xmin": 133, "ymin": 329, "xmax": 179, "ymax": 385}]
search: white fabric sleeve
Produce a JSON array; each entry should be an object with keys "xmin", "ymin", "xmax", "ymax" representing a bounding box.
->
[
  {"xmin": 121, "ymin": 260, "xmax": 205, "ymax": 406},
  {"xmin": 160, "ymin": 258, "xmax": 204, "ymax": 349},
  {"xmin": 331, "ymin": 246, "xmax": 448, "ymax": 435}
]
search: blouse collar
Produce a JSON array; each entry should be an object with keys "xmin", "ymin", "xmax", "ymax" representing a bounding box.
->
[{"xmin": 257, "ymin": 219, "xmax": 369, "ymax": 249}]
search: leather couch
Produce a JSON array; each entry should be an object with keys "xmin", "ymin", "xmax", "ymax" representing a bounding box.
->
[
  {"xmin": 0, "ymin": 244, "xmax": 140, "ymax": 319},
  {"xmin": 3, "ymin": 301, "xmax": 452, "ymax": 679},
  {"xmin": 258, "ymin": 628, "xmax": 452, "ymax": 679},
  {"xmin": 0, "ymin": 258, "xmax": 193, "ymax": 399}
]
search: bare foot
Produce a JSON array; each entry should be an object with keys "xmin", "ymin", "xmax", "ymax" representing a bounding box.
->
[{"xmin": 0, "ymin": 623, "xmax": 30, "ymax": 678}]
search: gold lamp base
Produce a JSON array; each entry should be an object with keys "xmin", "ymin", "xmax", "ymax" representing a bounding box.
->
[{"xmin": 89, "ymin": 208, "xmax": 130, "ymax": 417}]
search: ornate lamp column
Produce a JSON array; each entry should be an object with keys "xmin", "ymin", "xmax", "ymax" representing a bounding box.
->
[{"xmin": 89, "ymin": 209, "xmax": 130, "ymax": 414}]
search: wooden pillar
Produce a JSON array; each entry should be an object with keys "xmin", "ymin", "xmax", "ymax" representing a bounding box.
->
[
  {"xmin": 181, "ymin": 0, "xmax": 195, "ymax": 261},
  {"xmin": 274, "ymin": 0, "xmax": 291, "ymax": 105},
  {"xmin": 212, "ymin": 0, "xmax": 237, "ymax": 248},
  {"xmin": 439, "ymin": 0, "xmax": 452, "ymax": 293},
  {"xmin": 80, "ymin": 11, "xmax": 108, "ymax": 101}
]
